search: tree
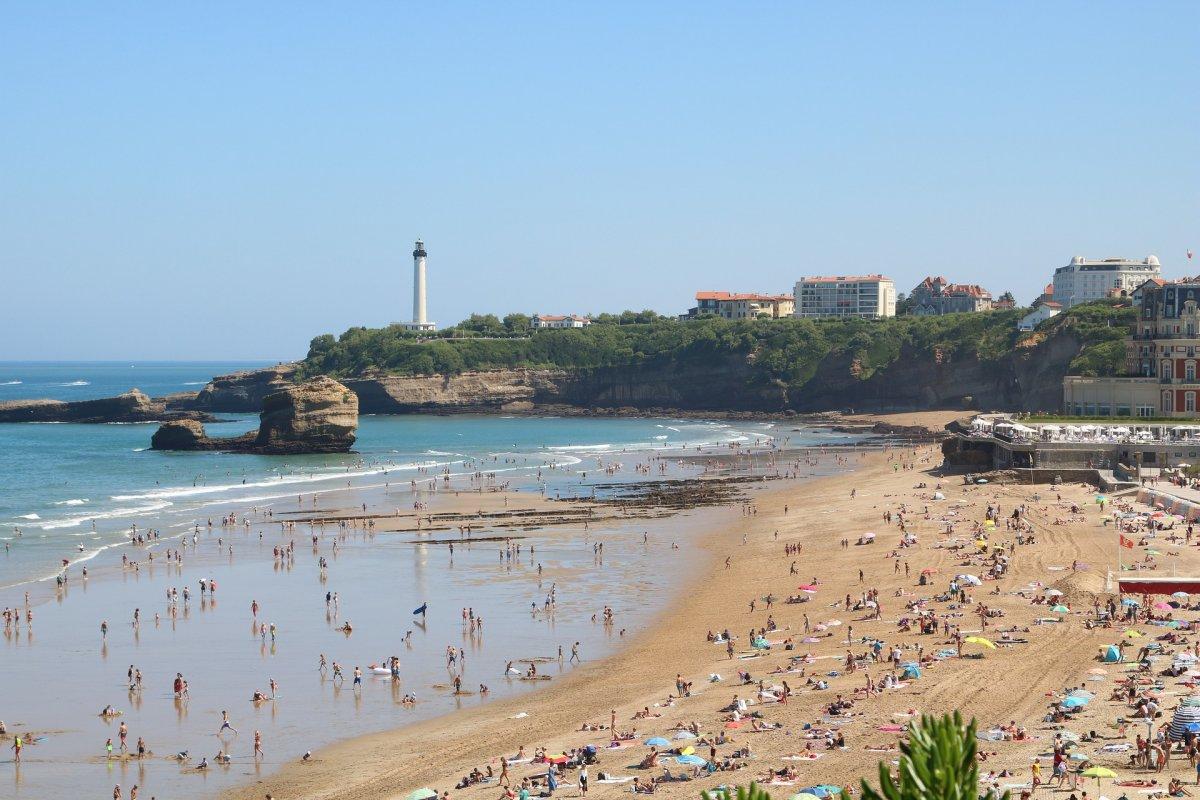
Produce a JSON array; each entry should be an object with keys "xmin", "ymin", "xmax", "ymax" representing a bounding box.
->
[
  {"xmin": 458, "ymin": 314, "xmax": 505, "ymax": 335},
  {"xmin": 998, "ymin": 291, "xmax": 1015, "ymax": 304},
  {"xmin": 503, "ymin": 313, "xmax": 531, "ymax": 334}
]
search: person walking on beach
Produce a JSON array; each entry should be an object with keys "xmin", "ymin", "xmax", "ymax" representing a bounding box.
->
[
  {"xmin": 218, "ymin": 710, "xmax": 237, "ymax": 736},
  {"xmin": 254, "ymin": 730, "xmax": 263, "ymax": 760},
  {"xmin": 579, "ymin": 764, "xmax": 589, "ymax": 796},
  {"xmin": 570, "ymin": 642, "xmax": 580, "ymax": 663}
]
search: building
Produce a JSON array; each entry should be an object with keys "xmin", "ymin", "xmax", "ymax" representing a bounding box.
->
[
  {"xmin": 793, "ymin": 275, "xmax": 895, "ymax": 319},
  {"xmin": 402, "ymin": 239, "xmax": 437, "ymax": 332},
  {"xmin": 1030, "ymin": 283, "xmax": 1055, "ymax": 308},
  {"xmin": 1131, "ymin": 277, "xmax": 1166, "ymax": 307},
  {"xmin": 532, "ymin": 314, "xmax": 592, "ymax": 330},
  {"xmin": 1052, "ymin": 255, "xmax": 1162, "ymax": 308},
  {"xmin": 688, "ymin": 292, "xmax": 794, "ymax": 320},
  {"xmin": 1017, "ymin": 302, "xmax": 1061, "ymax": 331},
  {"xmin": 909, "ymin": 276, "xmax": 993, "ymax": 315},
  {"xmin": 1062, "ymin": 278, "xmax": 1200, "ymax": 418}
]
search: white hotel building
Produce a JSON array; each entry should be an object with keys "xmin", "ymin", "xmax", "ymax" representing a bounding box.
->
[
  {"xmin": 1052, "ymin": 255, "xmax": 1162, "ymax": 308},
  {"xmin": 793, "ymin": 275, "xmax": 896, "ymax": 319}
]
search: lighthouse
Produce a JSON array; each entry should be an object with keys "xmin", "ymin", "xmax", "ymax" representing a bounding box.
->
[{"xmin": 404, "ymin": 239, "xmax": 437, "ymax": 331}]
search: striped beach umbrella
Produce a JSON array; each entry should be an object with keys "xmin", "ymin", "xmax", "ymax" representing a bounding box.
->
[{"xmin": 1170, "ymin": 697, "xmax": 1200, "ymax": 740}]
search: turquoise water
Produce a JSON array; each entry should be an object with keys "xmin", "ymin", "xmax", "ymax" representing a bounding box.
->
[{"xmin": 0, "ymin": 363, "xmax": 862, "ymax": 590}]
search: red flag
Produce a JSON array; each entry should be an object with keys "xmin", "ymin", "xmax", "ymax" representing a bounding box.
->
[{"xmin": 1119, "ymin": 534, "xmax": 1135, "ymax": 549}]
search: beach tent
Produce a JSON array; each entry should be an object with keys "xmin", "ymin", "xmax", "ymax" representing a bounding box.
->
[
  {"xmin": 407, "ymin": 790, "xmax": 437, "ymax": 800},
  {"xmin": 644, "ymin": 737, "xmax": 670, "ymax": 747},
  {"xmin": 1100, "ymin": 645, "xmax": 1121, "ymax": 662},
  {"xmin": 1169, "ymin": 697, "xmax": 1200, "ymax": 740},
  {"xmin": 799, "ymin": 786, "xmax": 842, "ymax": 798},
  {"xmin": 675, "ymin": 754, "xmax": 707, "ymax": 766},
  {"xmin": 901, "ymin": 664, "xmax": 922, "ymax": 679},
  {"xmin": 673, "ymin": 731, "xmax": 697, "ymax": 740}
]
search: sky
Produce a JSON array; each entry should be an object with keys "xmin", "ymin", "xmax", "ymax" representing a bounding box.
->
[{"xmin": 3, "ymin": 2, "xmax": 1198, "ymax": 360}]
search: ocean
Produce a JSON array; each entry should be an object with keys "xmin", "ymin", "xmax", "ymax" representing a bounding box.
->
[
  {"xmin": 0, "ymin": 361, "xmax": 867, "ymax": 591},
  {"xmin": 0, "ymin": 362, "xmax": 869, "ymax": 799}
]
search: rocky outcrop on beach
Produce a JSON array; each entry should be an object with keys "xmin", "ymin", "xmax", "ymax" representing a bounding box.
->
[
  {"xmin": 151, "ymin": 376, "xmax": 358, "ymax": 454},
  {"xmin": 0, "ymin": 389, "xmax": 216, "ymax": 424},
  {"xmin": 185, "ymin": 363, "xmax": 299, "ymax": 412}
]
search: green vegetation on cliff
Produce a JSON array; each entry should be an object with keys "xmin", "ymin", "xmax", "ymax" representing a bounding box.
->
[{"xmin": 300, "ymin": 301, "xmax": 1132, "ymax": 392}]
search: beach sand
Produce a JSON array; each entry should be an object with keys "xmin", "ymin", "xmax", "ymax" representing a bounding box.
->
[{"xmin": 228, "ymin": 430, "xmax": 1177, "ymax": 800}]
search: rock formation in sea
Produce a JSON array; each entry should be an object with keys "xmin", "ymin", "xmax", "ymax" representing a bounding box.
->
[
  {"xmin": 151, "ymin": 376, "xmax": 358, "ymax": 454},
  {"xmin": 0, "ymin": 389, "xmax": 216, "ymax": 424}
]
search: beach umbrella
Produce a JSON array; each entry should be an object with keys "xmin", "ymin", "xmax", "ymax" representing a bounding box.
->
[
  {"xmin": 1051, "ymin": 604, "xmax": 1070, "ymax": 613},
  {"xmin": 1153, "ymin": 602, "xmax": 1173, "ymax": 611},
  {"xmin": 921, "ymin": 568, "xmax": 938, "ymax": 575},
  {"xmin": 1069, "ymin": 690, "xmax": 1096, "ymax": 699},
  {"xmin": 679, "ymin": 746, "xmax": 696, "ymax": 756},
  {"xmin": 959, "ymin": 574, "xmax": 983, "ymax": 586},
  {"xmin": 1121, "ymin": 599, "xmax": 1140, "ymax": 607},
  {"xmin": 1169, "ymin": 697, "xmax": 1200, "ymax": 740},
  {"xmin": 1081, "ymin": 767, "xmax": 1117, "ymax": 787},
  {"xmin": 1124, "ymin": 630, "xmax": 1144, "ymax": 639},
  {"xmin": 1045, "ymin": 589, "xmax": 1064, "ymax": 597},
  {"xmin": 1061, "ymin": 696, "xmax": 1089, "ymax": 708},
  {"xmin": 963, "ymin": 636, "xmax": 996, "ymax": 649},
  {"xmin": 547, "ymin": 754, "xmax": 569, "ymax": 765},
  {"xmin": 644, "ymin": 737, "xmax": 670, "ymax": 747},
  {"xmin": 800, "ymin": 786, "xmax": 841, "ymax": 798},
  {"xmin": 1174, "ymin": 592, "xmax": 1191, "ymax": 600},
  {"xmin": 407, "ymin": 790, "xmax": 437, "ymax": 800},
  {"xmin": 673, "ymin": 730, "xmax": 697, "ymax": 740},
  {"xmin": 675, "ymin": 754, "xmax": 707, "ymax": 766}
]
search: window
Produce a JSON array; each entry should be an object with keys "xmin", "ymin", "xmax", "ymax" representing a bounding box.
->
[
  {"xmin": 1188, "ymin": 393, "xmax": 1196, "ymax": 413},
  {"xmin": 1189, "ymin": 362, "xmax": 1197, "ymax": 382},
  {"xmin": 1164, "ymin": 392, "xmax": 1175, "ymax": 412},
  {"xmin": 1117, "ymin": 405, "xmax": 1131, "ymax": 416}
]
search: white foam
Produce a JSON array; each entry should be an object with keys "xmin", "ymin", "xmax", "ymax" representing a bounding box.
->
[
  {"xmin": 182, "ymin": 381, "xmax": 207, "ymax": 386},
  {"xmin": 0, "ymin": 380, "xmax": 21, "ymax": 385},
  {"xmin": 37, "ymin": 501, "xmax": 173, "ymax": 530},
  {"xmin": 53, "ymin": 499, "xmax": 89, "ymax": 506},
  {"xmin": 110, "ymin": 461, "xmax": 449, "ymax": 502},
  {"xmin": 17, "ymin": 513, "xmax": 41, "ymax": 520},
  {"xmin": 60, "ymin": 380, "xmax": 90, "ymax": 386}
]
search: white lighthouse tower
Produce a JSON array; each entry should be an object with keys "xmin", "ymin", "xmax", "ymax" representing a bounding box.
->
[{"xmin": 403, "ymin": 238, "xmax": 436, "ymax": 331}]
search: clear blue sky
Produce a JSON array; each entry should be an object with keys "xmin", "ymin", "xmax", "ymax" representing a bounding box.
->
[{"xmin": 3, "ymin": 2, "xmax": 1197, "ymax": 360}]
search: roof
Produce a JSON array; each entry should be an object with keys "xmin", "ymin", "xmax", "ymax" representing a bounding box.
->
[
  {"xmin": 1041, "ymin": 301, "xmax": 1063, "ymax": 308},
  {"xmin": 798, "ymin": 275, "xmax": 892, "ymax": 284},
  {"xmin": 695, "ymin": 292, "xmax": 793, "ymax": 302},
  {"xmin": 534, "ymin": 314, "xmax": 591, "ymax": 322}
]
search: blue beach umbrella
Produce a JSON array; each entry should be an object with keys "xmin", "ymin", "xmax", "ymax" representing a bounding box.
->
[
  {"xmin": 673, "ymin": 730, "xmax": 698, "ymax": 740},
  {"xmin": 1122, "ymin": 598, "xmax": 1140, "ymax": 607},
  {"xmin": 800, "ymin": 786, "xmax": 842, "ymax": 798},
  {"xmin": 1062, "ymin": 696, "xmax": 1089, "ymax": 708},
  {"xmin": 676, "ymin": 754, "xmax": 707, "ymax": 766},
  {"xmin": 644, "ymin": 737, "xmax": 670, "ymax": 747}
]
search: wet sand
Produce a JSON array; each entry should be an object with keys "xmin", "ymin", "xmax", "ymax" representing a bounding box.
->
[{"xmin": 1, "ymin": 434, "xmax": 864, "ymax": 799}]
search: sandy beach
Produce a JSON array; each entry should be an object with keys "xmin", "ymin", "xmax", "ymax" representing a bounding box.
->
[{"xmin": 225, "ymin": 411, "xmax": 1194, "ymax": 800}]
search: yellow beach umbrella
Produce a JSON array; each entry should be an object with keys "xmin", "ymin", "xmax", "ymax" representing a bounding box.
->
[
  {"xmin": 1124, "ymin": 630, "xmax": 1143, "ymax": 639},
  {"xmin": 679, "ymin": 746, "xmax": 695, "ymax": 756},
  {"xmin": 964, "ymin": 636, "xmax": 996, "ymax": 649},
  {"xmin": 1080, "ymin": 766, "xmax": 1117, "ymax": 787}
]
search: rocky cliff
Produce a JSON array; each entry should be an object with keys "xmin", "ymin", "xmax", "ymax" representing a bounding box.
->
[
  {"xmin": 188, "ymin": 329, "xmax": 1083, "ymax": 416},
  {"xmin": 187, "ymin": 364, "xmax": 299, "ymax": 412},
  {"xmin": 152, "ymin": 376, "xmax": 358, "ymax": 454},
  {"xmin": 0, "ymin": 389, "xmax": 215, "ymax": 424}
]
